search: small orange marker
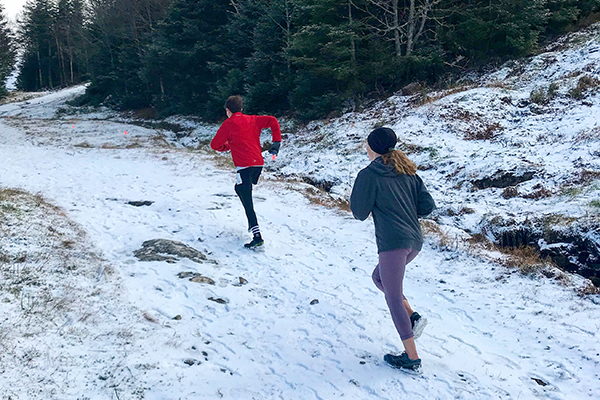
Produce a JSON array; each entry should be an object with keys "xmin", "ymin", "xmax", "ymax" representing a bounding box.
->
[
  {"xmin": 124, "ymin": 131, "xmax": 128, "ymax": 135},
  {"xmin": 72, "ymin": 125, "xmax": 75, "ymax": 128}
]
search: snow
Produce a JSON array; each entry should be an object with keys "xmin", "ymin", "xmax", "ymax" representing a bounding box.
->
[{"xmin": 0, "ymin": 26, "xmax": 599, "ymax": 400}]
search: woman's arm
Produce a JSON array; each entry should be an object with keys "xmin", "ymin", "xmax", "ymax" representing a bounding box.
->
[
  {"xmin": 350, "ymin": 169, "xmax": 377, "ymax": 221},
  {"xmin": 416, "ymin": 175, "xmax": 436, "ymax": 217}
]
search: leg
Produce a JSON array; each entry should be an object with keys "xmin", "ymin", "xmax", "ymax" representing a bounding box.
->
[
  {"xmin": 372, "ymin": 264, "xmax": 384, "ymax": 292},
  {"xmin": 378, "ymin": 248, "xmax": 419, "ymax": 360},
  {"xmin": 403, "ymin": 299, "xmax": 414, "ymax": 316},
  {"xmin": 376, "ymin": 265, "xmax": 413, "ymax": 313},
  {"xmin": 402, "ymin": 249, "xmax": 420, "ymax": 314},
  {"xmin": 235, "ymin": 180, "xmax": 258, "ymax": 230}
]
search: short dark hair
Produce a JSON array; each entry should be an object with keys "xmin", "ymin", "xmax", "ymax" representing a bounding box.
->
[{"xmin": 225, "ymin": 95, "xmax": 243, "ymax": 113}]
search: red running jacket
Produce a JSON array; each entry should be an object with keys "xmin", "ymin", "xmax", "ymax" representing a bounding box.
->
[{"xmin": 210, "ymin": 112, "xmax": 282, "ymax": 168}]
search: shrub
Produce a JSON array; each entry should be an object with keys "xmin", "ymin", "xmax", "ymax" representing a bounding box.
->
[
  {"xmin": 530, "ymin": 87, "xmax": 549, "ymax": 105},
  {"xmin": 569, "ymin": 75, "xmax": 600, "ymax": 99}
]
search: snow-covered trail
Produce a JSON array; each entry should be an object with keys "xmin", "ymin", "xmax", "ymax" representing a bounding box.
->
[{"xmin": 0, "ymin": 91, "xmax": 598, "ymax": 399}]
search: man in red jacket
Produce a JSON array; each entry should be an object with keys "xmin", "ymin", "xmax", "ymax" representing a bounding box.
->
[{"xmin": 210, "ymin": 95, "xmax": 282, "ymax": 248}]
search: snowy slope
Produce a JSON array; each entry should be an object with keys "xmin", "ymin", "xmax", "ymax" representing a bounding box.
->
[
  {"xmin": 227, "ymin": 23, "xmax": 600, "ymax": 238},
  {"xmin": 0, "ymin": 27, "xmax": 599, "ymax": 400}
]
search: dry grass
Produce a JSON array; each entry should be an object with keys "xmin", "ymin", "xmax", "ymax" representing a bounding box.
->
[
  {"xmin": 74, "ymin": 142, "xmax": 94, "ymax": 148},
  {"xmin": 210, "ymin": 154, "xmax": 236, "ymax": 170},
  {"xmin": 522, "ymin": 187, "xmax": 553, "ymax": 200},
  {"xmin": 303, "ymin": 187, "xmax": 350, "ymax": 212},
  {"xmin": 499, "ymin": 246, "xmax": 547, "ymax": 275},
  {"xmin": 464, "ymin": 122, "xmax": 503, "ymax": 141},
  {"xmin": 423, "ymin": 219, "xmax": 557, "ymax": 278},
  {"xmin": 420, "ymin": 220, "xmax": 460, "ymax": 251},
  {"xmin": 578, "ymin": 281, "xmax": 600, "ymax": 295},
  {"xmin": 569, "ymin": 75, "xmax": 600, "ymax": 99},
  {"xmin": 486, "ymin": 80, "xmax": 513, "ymax": 90},
  {"xmin": 579, "ymin": 169, "xmax": 600, "ymax": 183},
  {"xmin": 142, "ymin": 311, "xmax": 158, "ymax": 323},
  {"xmin": 416, "ymin": 85, "xmax": 473, "ymax": 106},
  {"xmin": 125, "ymin": 141, "xmax": 143, "ymax": 149},
  {"xmin": 574, "ymin": 127, "xmax": 600, "ymax": 143},
  {"xmin": 0, "ymin": 91, "xmax": 46, "ymax": 105},
  {"xmin": 502, "ymin": 186, "xmax": 519, "ymax": 199}
]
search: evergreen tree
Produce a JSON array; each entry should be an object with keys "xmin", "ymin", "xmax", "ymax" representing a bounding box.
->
[
  {"xmin": 224, "ymin": 0, "xmax": 299, "ymax": 115},
  {"xmin": 0, "ymin": 4, "xmax": 17, "ymax": 93},
  {"xmin": 440, "ymin": 0, "xmax": 549, "ymax": 63},
  {"xmin": 546, "ymin": 0, "xmax": 600, "ymax": 35},
  {"xmin": 290, "ymin": 0, "xmax": 365, "ymax": 119},
  {"xmin": 17, "ymin": 0, "xmax": 57, "ymax": 91},
  {"xmin": 146, "ymin": 0, "xmax": 231, "ymax": 118},
  {"xmin": 54, "ymin": 0, "xmax": 87, "ymax": 86},
  {"xmin": 86, "ymin": 0, "xmax": 170, "ymax": 108}
]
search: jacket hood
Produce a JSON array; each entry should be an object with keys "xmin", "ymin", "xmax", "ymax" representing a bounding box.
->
[{"xmin": 367, "ymin": 157, "xmax": 398, "ymax": 177}]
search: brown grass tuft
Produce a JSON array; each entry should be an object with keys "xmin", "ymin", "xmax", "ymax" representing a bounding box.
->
[
  {"xmin": 464, "ymin": 122, "xmax": 503, "ymax": 141},
  {"xmin": 578, "ymin": 281, "xmax": 600, "ymax": 295},
  {"xmin": 142, "ymin": 311, "xmax": 158, "ymax": 323},
  {"xmin": 303, "ymin": 187, "xmax": 350, "ymax": 212},
  {"xmin": 500, "ymin": 246, "xmax": 547, "ymax": 275}
]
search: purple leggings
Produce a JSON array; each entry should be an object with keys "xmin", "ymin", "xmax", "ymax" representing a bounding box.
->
[{"xmin": 372, "ymin": 248, "xmax": 419, "ymax": 341}]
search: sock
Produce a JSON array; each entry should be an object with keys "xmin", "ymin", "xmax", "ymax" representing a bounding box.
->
[{"xmin": 250, "ymin": 225, "xmax": 262, "ymax": 240}]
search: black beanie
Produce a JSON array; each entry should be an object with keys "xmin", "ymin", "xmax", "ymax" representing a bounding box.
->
[{"xmin": 368, "ymin": 127, "xmax": 397, "ymax": 155}]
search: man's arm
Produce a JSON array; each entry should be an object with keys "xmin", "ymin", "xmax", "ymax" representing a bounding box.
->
[
  {"xmin": 255, "ymin": 115, "xmax": 282, "ymax": 142},
  {"xmin": 210, "ymin": 123, "xmax": 231, "ymax": 152}
]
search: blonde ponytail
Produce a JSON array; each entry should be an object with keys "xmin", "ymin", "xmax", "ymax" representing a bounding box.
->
[{"xmin": 381, "ymin": 150, "xmax": 417, "ymax": 175}]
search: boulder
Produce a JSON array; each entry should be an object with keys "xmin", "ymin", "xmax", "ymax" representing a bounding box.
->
[{"xmin": 134, "ymin": 239, "xmax": 207, "ymax": 264}]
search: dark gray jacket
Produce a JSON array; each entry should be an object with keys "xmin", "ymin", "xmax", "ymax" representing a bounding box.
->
[{"xmin": 350, "ymin": 157, "xmax": 435, "ymax": 253}]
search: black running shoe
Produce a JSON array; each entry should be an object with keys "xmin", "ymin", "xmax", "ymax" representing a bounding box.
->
[
  {"xmin": 384, "ymin": 352, "xmax": 422, "ymax": 372},
  {"xmin": 410, "ymin": 312, "xmax": 428, "ymax": 340},
  {"xmin": 244, "ymin": 237, "xmax": 264, "ymax": 249}
]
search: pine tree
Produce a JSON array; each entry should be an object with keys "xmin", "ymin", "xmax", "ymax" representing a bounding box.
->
[
  {"xmin": 0, "ymin": 4, "xmax": 17, "ymax": 93},
  {"xmin": 146, "ymin": 0, "xmax": 232, "ymax": 118},
  {"xmin": 223, "ymin": 0, "xmax": 299, "ymax": 115},
  {"xmin": 546, "ymin": 0, "xmax": 600, "ymax": 35},
  {"xmin": 290, "ymin": 0, "xmax": 365, "ymax": 119},
  {"xmin": 17, "ymin": 0, "xmax": 57, "ymax": 91},
  {"xmin": 440, "ymin": 0, "xmax": 549, "ymax": 63},
  {"xmin": 86, "ymin": 0, "xmax": 170, "ymax": 108}
]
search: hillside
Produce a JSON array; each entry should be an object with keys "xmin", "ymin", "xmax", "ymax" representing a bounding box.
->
[{"xmin": 0, "ymin": 24, "xmax": 599, "ymax": 400}]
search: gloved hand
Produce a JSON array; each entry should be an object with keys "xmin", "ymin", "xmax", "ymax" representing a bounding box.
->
[{"xmin": 268, "ymin": 141, "xmax": 281, "ymax": 155}]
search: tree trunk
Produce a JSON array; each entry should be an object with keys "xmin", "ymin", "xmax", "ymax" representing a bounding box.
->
[
  {"xmin": 48, "ymin": 42, "xmax": 53, "ymax": 89},
  {"xmin": 349, "ymin": 0, "xmax": 356, "ymax": 62},
  {"xmin": 55, "ymin": 36, "xmax": 66, "ymax": 87},
  {"xmin": 406, "ymin": 0, "xmax": 416, "ymax": 56},
  {"xmin": 393, "ymin": 0, "xmax": 402, "ymax": 57},
  {"xmin": 159, "ymin": 74, "xmax": 165, "ymax": 101},
  {"xmin": 37, "ymin": 50, "xmax": 43, "ymax": 89}
]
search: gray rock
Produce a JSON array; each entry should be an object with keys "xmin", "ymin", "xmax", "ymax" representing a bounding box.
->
[
  {"xmin": 128, "ymin": 200, "xmax": 154, "ymax": 207},
  {"xmin": 134, "ymin": 239, "xmax": 207, "ymax": 264},
  {"xmin": 189, "ymin": 274, "xmax": 215, "ymax": 285}
]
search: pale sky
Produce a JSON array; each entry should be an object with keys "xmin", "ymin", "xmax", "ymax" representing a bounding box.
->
[{"xmin": 2, "ymin": 0, "xmax": 27, "ymax": 21}]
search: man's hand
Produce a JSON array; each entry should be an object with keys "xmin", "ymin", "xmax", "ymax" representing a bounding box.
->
[{"xmin": 268, "ymin": 141, "xmax": 281, "ymax": 155}]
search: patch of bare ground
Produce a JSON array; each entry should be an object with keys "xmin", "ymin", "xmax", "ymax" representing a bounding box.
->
[
  {"xmin": 416, "ymin": 85, "xmax": 475, "ymax": 106},
  {"xmin": 420, "ymin": 219, "xmax": 585, "ymax": 288},
  {"xmin": 0, "ymin": 91, "xmax": 48, "ymax": 105},
  {"xmin": 0, "ymin": 187, "xmax": 145, "ymax": 397},
  {"xmin": 440, "ymin": 106, "xmax": 504, "ymax": 140}
]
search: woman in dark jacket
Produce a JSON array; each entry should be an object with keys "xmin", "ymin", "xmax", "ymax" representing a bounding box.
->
[{"xmin": 350, "ymin": 127, "xmax": 435, "ymax": 372}]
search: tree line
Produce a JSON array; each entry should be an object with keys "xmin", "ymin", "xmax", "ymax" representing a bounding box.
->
[
  {"xmin": 7, "ymin": 0, "xmax": 600, "ymax": 120},
  {"xmin": 0, "ymin": 4, "xmax": 16, "ymax": 96}
]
